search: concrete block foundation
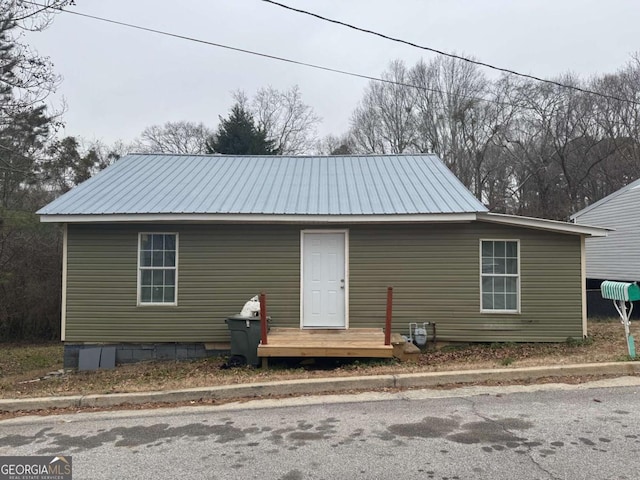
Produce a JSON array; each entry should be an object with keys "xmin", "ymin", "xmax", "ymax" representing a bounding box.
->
[{"xmin": 63, "ymin": 343, "xmax": 230, "ymax": 369}]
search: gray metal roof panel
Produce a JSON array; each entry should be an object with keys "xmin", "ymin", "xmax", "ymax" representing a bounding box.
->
[
  {"xmin": 571, "ymin": 177, "xmax": 640, "ymax": 221},
  {"xmin": 37, "ymin": 154, "xmax": 488, "ymax": 216}
]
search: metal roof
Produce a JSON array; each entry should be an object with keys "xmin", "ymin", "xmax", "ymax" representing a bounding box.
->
[
  {"xmin": 570, "ymin": 177, "xmax": 640, "ymax": 220},
  {"xmin": 37, "ymin": 154, "xmax": 488, "ymax": 217}
]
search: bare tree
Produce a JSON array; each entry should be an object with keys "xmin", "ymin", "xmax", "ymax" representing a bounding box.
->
[
  {"xmin": 350, "ymin": 94, "xmax": 386, "ymax": 153},
  {"xmin": 315, "ymin": 133, "xmax": 355, "ymax": 155},
  {"xmin": 410, "ymin": 57, "xmax": 491, "ymax": 178},
  {"xmin": 235, "ymin": 85, "xmax": 321, "ymax": 154},
  {"xmin": 0, "ymin": 1, "xmax": 74, "ymax": 208},
  {"xmin": 496, "ymin": 74, "xmax": 623, "ymax": 219},
  {"xmin": 134, "ymin": 121, "xmax": 214, "ymax": 154},
  {"xmin": 586, "ymin": 55, "xmax": 640, "ymax": 204},
  {"xmin": 0, "ymin": 1, "xmax": 70, "ymax": 124},
  {"xmin": 350, "ymin": 60, "xmax": 418, "ymax": 154}
]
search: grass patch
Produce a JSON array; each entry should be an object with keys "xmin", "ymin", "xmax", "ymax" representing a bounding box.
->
[
  {"xmin": 439, "ymin": 344, "xmax": 470, "ymax": 352},
  {"xmin": 500, "ymin": 357, "xmax": 515, "ymax": 366},
  {"xmin": 565, "ymin": 336, "xmax": 594, "ymax": 347},
  {"xmin": 0, "ymin": 343, "xmax": 62, "ymax": 377},
  {"xmin": 489, "ymin": 342, "xmax": 516, "ymax": 350}
]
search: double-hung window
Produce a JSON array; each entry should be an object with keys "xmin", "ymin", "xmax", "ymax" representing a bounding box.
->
[
  {"xmin": 138, "ymin": 233, "xmax": 178, "ymax": 305},
  {"xmin": 481, "ymin": 240, "xmax": 519, "ymax": 312}
]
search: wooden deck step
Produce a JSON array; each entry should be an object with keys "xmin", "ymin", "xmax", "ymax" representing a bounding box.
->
[{"xmin": 257, "ymin": 328, "xmax": 394, "ymax": 358}]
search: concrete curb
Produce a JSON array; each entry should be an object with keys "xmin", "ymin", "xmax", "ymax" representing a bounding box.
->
[
  {"xmin": 1, "ymin": 362, "xmax": 639, "ymax": 413},
  {"xmin": 393, "ymin": 362, "xmax": 640, "ymax": 388}
]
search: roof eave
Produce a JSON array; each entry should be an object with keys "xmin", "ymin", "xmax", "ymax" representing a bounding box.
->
[
  {"xmin": 478, "ymin": 212, "xmax": 610, "ymax": 237},
  {"xmin": 39, "ymin": 212, "xmax": 479, "ymax": 224}
]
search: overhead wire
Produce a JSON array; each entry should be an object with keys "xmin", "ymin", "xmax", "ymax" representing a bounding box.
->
[
  {"xmin": 23, "ymin": 2, "xmax": 491, "ymax": 100},
  {"xmin": 19, "ymin": 0, "xmax": 640, "ymax": 130},
  {"xmin": 261, "ymin": 0, "xmax": 640, "ymax": 107},
  {"xmin": 18, "ymin": 1, "xmax": 601, "ymax": 113}
]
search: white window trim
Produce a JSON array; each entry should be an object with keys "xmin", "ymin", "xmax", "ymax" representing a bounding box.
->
[
  {"xmin": 61, "ymin": 223, "xmax": 68, "ymax": 341},
  {"xmin": 479, "ymin": 238, "xmax": 521, "ymax": 314},
  {"xmin": 137, "ymin": 232, "xmax": 179, "ymax": 307}
]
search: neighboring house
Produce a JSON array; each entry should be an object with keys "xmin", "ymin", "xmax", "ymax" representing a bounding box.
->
[
  {"xmin": 38, "ymin": 154, "xmax": 607, "ymax": 367},
  {"xmin": 571, "ymin": 179, "xmax": 640, "ymax": 317}
]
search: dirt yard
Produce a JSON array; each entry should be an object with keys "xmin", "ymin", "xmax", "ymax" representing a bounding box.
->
[{"xmin": 1, "ymin": 319, "xmax": 637, "ymax": 399}]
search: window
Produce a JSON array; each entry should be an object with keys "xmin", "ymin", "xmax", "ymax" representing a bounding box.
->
[
  {"xmin": 138, "ymin": 233, "xmax": 178, "ymax": 305},
  {"xmin": 481, "ymin": 240, "xmax": 519, "ymax": 312}
]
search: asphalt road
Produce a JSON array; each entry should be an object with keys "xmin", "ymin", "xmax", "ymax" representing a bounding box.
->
[{"xmin": 1, "ymin": 378, "xmax": 640, "ymax": 480}]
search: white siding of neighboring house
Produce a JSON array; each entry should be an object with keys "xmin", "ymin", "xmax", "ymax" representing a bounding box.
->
[{"xmin": 573, "ymin": 183, "xmax": 640, "ymax": 281}]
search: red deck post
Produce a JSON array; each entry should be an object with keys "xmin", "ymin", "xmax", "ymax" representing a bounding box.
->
[
  {"xmin": 385, "ymin": 286, "xmax": 393, "ymax": 346},
  {"xmin": 259, "ymin": 292, "xmax": 268, "ymax": 345}
]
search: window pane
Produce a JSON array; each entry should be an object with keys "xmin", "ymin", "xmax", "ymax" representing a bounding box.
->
[
  {"xmin": 140, "ymin": 234, "xmax": 152, "ymax": 250},
  {"xmin": 152, "ymin": 270, "xmax": 163, "ymax": 286},
  {"xmin": 152, "ymin": 234, "xmax": 163, "ymax": 250},
  {"xmin": 482, "ymin": 277, "xmax": 493, "ymax": 293},
  {"xmin": 482, "ymin": 293, "xmax": 493, "ymax": 310},
  {"xmin": 164, "ymin": 287, "xmax": 175, "ymax": 303},
  {"xmin": 152, "ymin": 251, "xmax": 164, "ymax": 267},
  {"xmin": 494, "ymin": 241, "xmax": 506, "ymax": 257},
  {"xmin": 494, "ymin": 277, "xmax": 505, "ymax": 293},
  {"xmin": 482, "ymin": 241, "xmax": 493, "ymax": 257},
  {"xmin": 141, "ymin": 270, "xmax": 152, "ymax": 286},
  {"xmin": 494, "ymin": 294, "xmax": 506, "ymax": 310},
  {"xmin": 506, "ymin": 241, "xmax": 518, "ymax": 257},
  {"xmin": 165, "ymin": 234, "xmax": 176, "ymax": 250},
  {"xmin": 506, "ymin": 277, "xmax": 518, "ymax": 294},
  {"xmin": 164, "ymin": 251, "xmax": 176, "ymax": 267},
  {"xmin": 494, "ymin": 258, "xmax": 506, "ymax": 274},
  {"xmin": 165, "ymin": 269, "xmax": 175, "ymax": 287},
  {"xmin": 482, "ymin": 258, "xmax": 494, "ymax": 274},
  {"xmin": 506, "ymin": 258, "xmax": 518, "ymax": 274},
  {"xmin": 506, "ymin": 293, "xmax": 517, "ymax": 310},
  {"xmin": 140, "ymin": 250, "xmax": 152, "ymax": 267},
  {"xmin": 141, "ymin": 287, "xmax": 152, "ymax": 303},
  {"xmin": 152, "ymin": 286, "xmax": 164, "ymax": 303}
]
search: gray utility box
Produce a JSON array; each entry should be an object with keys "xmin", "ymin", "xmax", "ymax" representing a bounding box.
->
[{"xmin": 225, "ymin": 315, "xmax": 263, "ymax": 366}]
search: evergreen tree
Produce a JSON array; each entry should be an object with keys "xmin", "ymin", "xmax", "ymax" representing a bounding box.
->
[
  {"xmin": 0, "ymin": 106, "xmax": 50, "ymax": 208},
  {"xmin": 45, "ymin": 136, "xmax": 107, "ymax": 193},
  {"xmin": 208, "ymin": 104, "xmax": 278, "ymax": 155}
]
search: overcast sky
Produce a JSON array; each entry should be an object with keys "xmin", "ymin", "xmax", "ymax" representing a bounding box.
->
[{"xmin": 28, "ymin": 0, "xmax": 640, "ymax": 148}]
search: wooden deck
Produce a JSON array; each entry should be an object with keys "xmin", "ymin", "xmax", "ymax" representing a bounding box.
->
[{"xmin": 257, "ymin": 328, "xmax": 394, "ymax": 359}]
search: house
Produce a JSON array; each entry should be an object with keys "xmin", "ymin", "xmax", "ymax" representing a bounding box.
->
[
  {"xmin": 571, "ymin": 179, "xmax": 640, "ymax": 317},
  {"xmin": 37, "ymin": 154, "xmax": 607, "ymax": 368}
]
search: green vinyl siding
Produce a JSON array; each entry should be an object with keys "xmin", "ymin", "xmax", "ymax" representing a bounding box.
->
[
  {"xmin": 66, "ymin": 224, "xmax": 301, "ymax": 342},
  {"xmin": 65, "ymin": 222, "xmax": 583, "ymax": 343},
  {"xmin": 349, "ymin": 223, "xmax": 582, "ymax": 342}
]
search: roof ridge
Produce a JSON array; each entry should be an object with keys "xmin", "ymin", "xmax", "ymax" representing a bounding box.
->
[{"xmin": 127, "ymin": 153, "xmax": 439, "ymax": 159}]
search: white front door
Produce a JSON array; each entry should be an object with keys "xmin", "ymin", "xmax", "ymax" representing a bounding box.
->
[{"xmin": 302, "ymin": 231, "xmax": 347, "ymax": 328}]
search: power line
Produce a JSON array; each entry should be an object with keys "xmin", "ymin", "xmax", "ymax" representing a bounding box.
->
[
  {"xmin": 22, "ymin": 1, "xmax": 522, "ymax": 111},
  {"xmin": 23, "ymin": 0, "xmax": 640, "ymax": 124},
  {"xmin": 262, "ymin": 0, "xmax": 640, "ymax": 107}
]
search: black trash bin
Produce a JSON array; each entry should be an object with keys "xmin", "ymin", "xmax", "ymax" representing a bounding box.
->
[{"xmin": 225, "ymin": 314, "xmax": 263, "ymax": 366}]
